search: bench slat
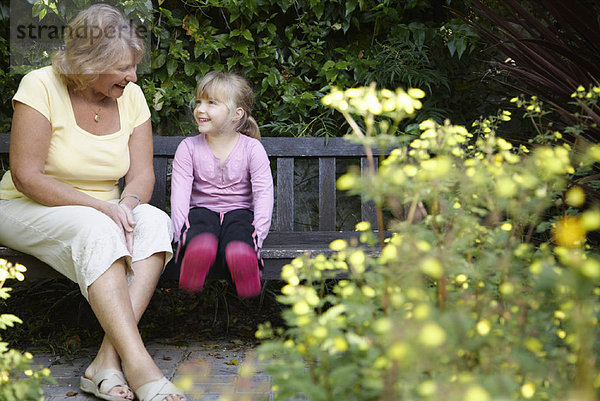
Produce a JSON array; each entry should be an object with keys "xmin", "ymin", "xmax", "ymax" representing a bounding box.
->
[
  {"xmin": 150, "ymin": 137, "xmax": 388, "ymax": 157},
  {"xmin": 361, "ymin": 157, "xmax": 378, "ymax": 227},
  {"xmin": 319, "ymin": 157, "xmax": 336, "ymax": 230},
  {"xmin": 276, "ymin": 157, "xmax": 294, "ymax": 231},
  {"xmin": 151, "ymin": 157, "xmax": 169, "ymax": 211}
]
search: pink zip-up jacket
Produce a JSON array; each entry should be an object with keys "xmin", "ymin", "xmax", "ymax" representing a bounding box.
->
[{"xmin": 170, "ymin": 133, "xmax": 274, "ymax": 248}]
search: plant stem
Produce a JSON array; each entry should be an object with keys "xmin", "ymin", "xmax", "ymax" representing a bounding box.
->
[
  {"xmin": 406, "ymin": 195, "xmax": 420, "ymax": 225},
  {"xmin": 341, "ymin": 109, "xmax": 385, "ymax": 245}
]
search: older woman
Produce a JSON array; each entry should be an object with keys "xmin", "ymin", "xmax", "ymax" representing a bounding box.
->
[{"xmin": 0, "ymin": 4, "xmax": 186, "ymax": 401}]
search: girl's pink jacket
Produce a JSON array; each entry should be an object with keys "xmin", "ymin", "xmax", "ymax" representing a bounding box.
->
[{"xmin": 170, "ymin": 133, "xmax": 274, "ymax": 247}]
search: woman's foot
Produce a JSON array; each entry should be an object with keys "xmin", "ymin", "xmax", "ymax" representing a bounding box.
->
[
  {"xmin": 83, "ymin": 349, "xmax": 133, "ymax": 401},
  {"xmin": 81, "ymin": 366, "xmax": 133, "ymax": 401},
  {"xmin": 136, "ymin": 377, "xmax": 187, "ymax": 401}
]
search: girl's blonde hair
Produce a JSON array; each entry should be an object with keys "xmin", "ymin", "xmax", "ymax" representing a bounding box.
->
[
  {"xmin": 195, "ymin": 71, "xmax": 260, "ymax": 140},
  {"xmin": 52, "ymin": 4, "xmax": 144, "ymax": 91}
]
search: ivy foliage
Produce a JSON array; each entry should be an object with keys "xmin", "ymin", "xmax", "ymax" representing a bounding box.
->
[
  {"xmin": 147, "ymin": 0, "xmax": 489, "ymax": 136},
  {"xmin": 0, "ymin": 0, "xmax": 496, "ymax": 137}
]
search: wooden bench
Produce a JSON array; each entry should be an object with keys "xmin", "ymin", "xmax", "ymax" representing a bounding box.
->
[{"xmin": 0, "ymin": 133, "xmax": 384, "ymax": 282}]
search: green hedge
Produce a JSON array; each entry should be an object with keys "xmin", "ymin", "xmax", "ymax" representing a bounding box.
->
[{"xmin": 0, "ymin": 0, "xmax": 497, "ymax": 137}]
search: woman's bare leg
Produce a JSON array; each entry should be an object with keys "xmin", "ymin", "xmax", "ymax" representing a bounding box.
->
[
  {"xmin": 85, "ymin": 254, "xmax": 185, "ymax": 401},
  {"xmin": 83, "ymin": 253, "xmax": 164, "ymax": 399}
]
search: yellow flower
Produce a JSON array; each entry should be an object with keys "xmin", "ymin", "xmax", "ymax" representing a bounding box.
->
[
  {"xmin": 566, "ymin": 186, "xmax": 585, "ymax": 207},
  {"xmin": 419, "ymin": 323, "xmax": 446, "ymax": 347},
  {"xmin": 582, "ymin": 209, "xmax": 600, "ymax": 231},
  {"xmin": 464, "ymin": 386, "xmax": 490, "ymax": 401},
  {"xmin": 313, "ymin": 326, "xmax": 328, "ymax": 339},
  {"xmin": 361, "ymin": 285, "xmax": 376, "ymax": 297},
  {"xmin": 554, "ymin": 216, "xmax": 586, "ymax": 248},
  {"xmin": 388, "ymin": 341, "xmax": 408, "ymax": 360},
  {"xmin": 337, "ymin": 174, "xmax": 356, "ymax": 190},
  {"xmin": 581, "ymin": 258, "xmax": 600, "ymax": 279},
  {"xmin": 417, "ymin": 380, "xmax": 436, "ymax": 397},
  {"xmin": 334, "ymin": 336, "xmax": 348, "ymax": 352},
  {"xmin": 408, "ymin": 88, "xmax": 426, "ymax": 98},
  {"xmin": 345, "ymin": 88, "xmax": 362, "ymax": 98},
  {"xmin": 421, "ymin": 156, "xmax": 451, "ymax": 179},
  {"xmin": 355, "ymin": 221, "xmax": 371, "ymax": 231},
  {"xmin": 364, "ymin": 90, "xmax": 382, "ymax": 114},
  {"xmin": 476, "ymin": 320, "xmax": 491, "ymax": 336},
  {"xmin": 416, "ymin": 240, "xmax": 431, "ymax": 252},
  {"xmin": 495, "ymin": 177, "xmax": 517, "ymax": 198},
  {"xmin": 293, "ymin": 301, "xmax": 311, "ymax": 315},
  {"xmin": 349, "ymin": 251, "xmax": 366, "ymax": 274},
  {"xmin": 379, "ymin": 244, "xmax": 397, "ymax": 265},
  {"xmin": 420, "ymin": 257, "xmax": 443, "ymax": 279},
  {"xmin": 521, "ymin": 382, "xmax": 535, "ymax": 399},
  {"xmin": 329, "ymin": 239, "xmax": 347, "ymax": 251}
]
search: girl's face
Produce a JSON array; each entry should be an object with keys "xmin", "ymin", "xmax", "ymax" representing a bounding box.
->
[{"xmin": 193, "ymin": 94, "xmax": 243, "ymax": 136}]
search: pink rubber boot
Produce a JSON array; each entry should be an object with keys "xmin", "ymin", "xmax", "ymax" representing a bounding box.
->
[
  {"xmin": 179, "ymin": 233, "xmax": 218, "ymax": 293},
  {"xmin": 225, "ymin": 241, "xmax": 261, "ymax": 298}
]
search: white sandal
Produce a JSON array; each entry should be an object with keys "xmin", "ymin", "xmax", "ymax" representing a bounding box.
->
[
  {"xmin": 80, "ymin": 369, "xmax": 133, "ymax": 401},
  {"xmin": 136, "ymin": 377, "xmax": 186, "ymax": 401}
]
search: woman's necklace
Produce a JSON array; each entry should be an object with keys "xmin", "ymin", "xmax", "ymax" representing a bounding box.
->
[{"xmin": 81, "ymin": 94, "xmax": 106, "ymax": 123}]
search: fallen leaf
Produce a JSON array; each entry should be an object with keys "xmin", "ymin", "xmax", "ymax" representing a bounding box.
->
[{"xmin": 225, "ymin": 359, "xmax": 238, "ymax": 366}]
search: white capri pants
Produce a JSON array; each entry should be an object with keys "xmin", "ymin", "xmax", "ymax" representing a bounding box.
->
[{"xmin": 0, "ymin": 197, "xmax": 173, "ymax": 299}]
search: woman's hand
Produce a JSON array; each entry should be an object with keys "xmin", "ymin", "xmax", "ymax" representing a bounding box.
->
[{"xmin": 103, "ymin": 202, "xmax": 136, "ymax": 253}]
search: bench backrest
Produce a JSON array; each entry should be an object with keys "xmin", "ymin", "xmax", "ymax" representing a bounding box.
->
[{"xmin": 0, "ymin": 134, "xmax": 382, "ymax": 232}]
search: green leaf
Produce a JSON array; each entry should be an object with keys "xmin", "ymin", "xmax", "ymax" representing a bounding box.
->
[
  {"xmin": 323, "ymin": 60, "xmax": 336, "ymax": 70},
  {"xmin": 345, "ymin": 0, "xmax": 358, "ymax": 16},
  {"xmin": 241, "ymin": 29, "xmax": 254, "ymax": 42},
  {"xmin": 230, "ymin": 8, "xmax": 241, "ymax": 23},
  {"xmin": 447, "ymin": 40, "xmax": 456, "ymax": 57},
  {"xmin": 232, "ymin": 42, "xmax": 249, "ymax": 56},
  {"xmin": 152, "ymin": 50, "xmax": 167, "ymax": 69},
  {"xmin": 227, "ymin": 57, "xmax": 239, "ymax": 70},
  {"xmin": 184, "ymin": 62, "xmax": 195, "ymax": 76},
  {"xmin": 0, "ymin": 288, "xmax": 11, "ymax": 300},
  {"xmin": 455, "ymin": 38, "xmax": 467, "ymax": 59},
  {"xmin": 198, "ymin": 62, "xmax": 211, "ymax": 75},
  {"xmin": 166, "ymin": 59, "xmax": 177, "ymax": 76},
  {"xmin": 266, "ymin": 72, "xmax": 278, "ymax": 86},
  {"xmin": 0, "ymin": 314, "xmax": 22, "ymax": 330}
]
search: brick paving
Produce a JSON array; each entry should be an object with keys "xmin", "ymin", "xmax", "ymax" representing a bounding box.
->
[{"xmin": 31, "ymin": 340, "xmax": 287, "ymax": 401}]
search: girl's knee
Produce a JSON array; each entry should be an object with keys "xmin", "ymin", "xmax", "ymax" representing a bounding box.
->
[
  {"xmin": 225, "ymin": 241, "xmax": 256, "ymax": 259},
  {"xmin": 186, "ymin": 233, "xmax": 218, "ymax": 257}
]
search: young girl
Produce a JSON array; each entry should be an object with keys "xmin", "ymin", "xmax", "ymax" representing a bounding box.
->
[{"xmin": 170, "ymin": 71, "xmax": 273, "ymax": 298}]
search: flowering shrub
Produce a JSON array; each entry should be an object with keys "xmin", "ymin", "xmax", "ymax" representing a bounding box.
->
[
  {"xmin": 255, "ymin": 86, "xmax": 600, "ymax": 401},
  {"xmin": 0, "ymin": 260, "xmax": 54, "ymax": 401}
]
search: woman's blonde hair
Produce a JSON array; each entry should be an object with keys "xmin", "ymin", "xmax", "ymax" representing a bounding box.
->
[
  {"xmin": 195, "ymin": 71, "xmax": 260, "ymax": 140},
  {"xmin": 52, "ymin": 4, "xmax": 144, "ymax": 91}
]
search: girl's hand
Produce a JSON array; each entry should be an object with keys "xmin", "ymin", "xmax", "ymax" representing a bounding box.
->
[{"xmin": 103, "ymin": 202, "xmax": 136, "ymax": 253}]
